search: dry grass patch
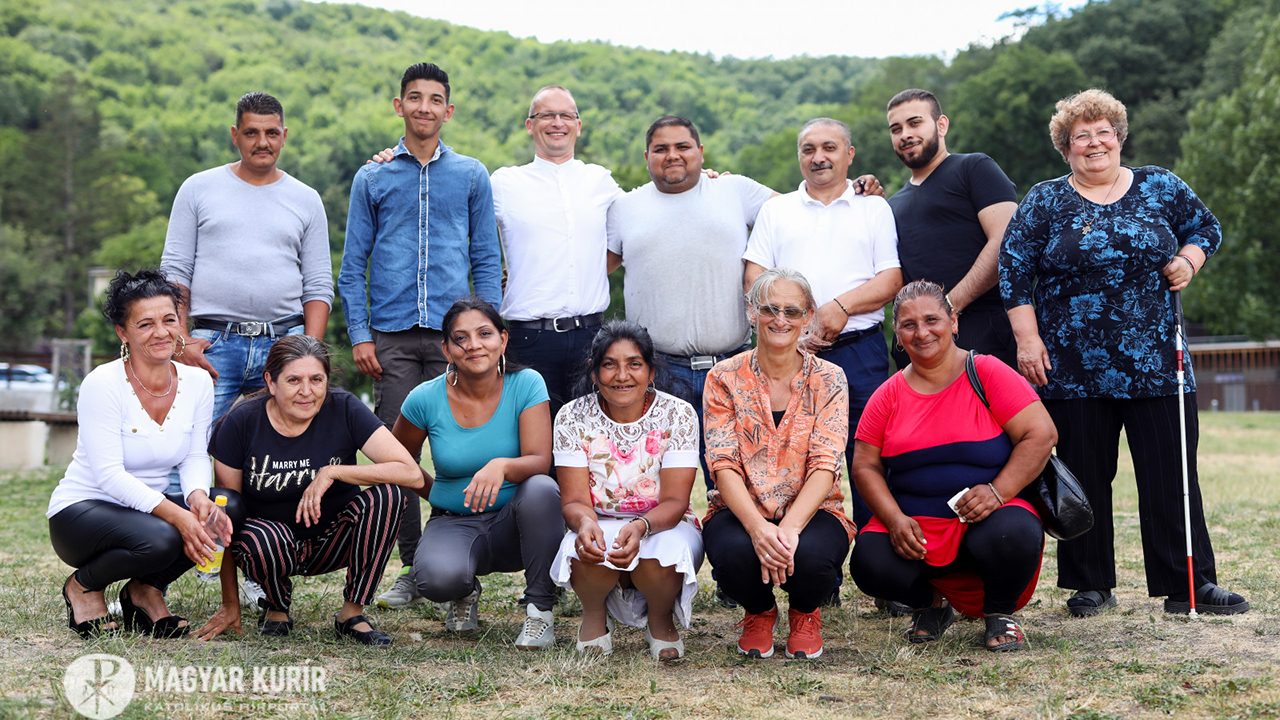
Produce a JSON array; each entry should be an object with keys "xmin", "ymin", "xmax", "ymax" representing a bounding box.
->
[{"xmin": 1, "ymin": 413, "xmax": 1276, "ymax": 719}]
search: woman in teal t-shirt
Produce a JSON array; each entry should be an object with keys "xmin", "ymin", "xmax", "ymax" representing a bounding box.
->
[{"xmin": 392, "ymin": 297, "xmax": 562, "ymax": 650}]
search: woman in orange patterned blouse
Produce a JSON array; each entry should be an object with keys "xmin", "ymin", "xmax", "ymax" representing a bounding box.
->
[{"xmin": 702, "ymin": 268, "xmax": 853, "ymax": 660}]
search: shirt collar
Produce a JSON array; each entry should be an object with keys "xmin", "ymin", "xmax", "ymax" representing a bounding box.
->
[
  {"xmin": 394, "ymin": 138, "xmax": 448, "ymax": 164},
  {"xmin": 798, "ymin": 179, "xmax": 858, "ymax": 206},
  {"xmin": 532, "ymin": 154, "xmax": 576, "ymax": 172}
]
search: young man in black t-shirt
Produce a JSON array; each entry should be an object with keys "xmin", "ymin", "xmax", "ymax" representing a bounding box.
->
[{"xmin": 886, "ymin": 89, "xmax": 1020, "ymax": 369}]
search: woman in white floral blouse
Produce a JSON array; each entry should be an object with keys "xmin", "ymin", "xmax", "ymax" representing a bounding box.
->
[{"xmin": 551, "ymin": 321, "xmax": 703, "ymax": 660}]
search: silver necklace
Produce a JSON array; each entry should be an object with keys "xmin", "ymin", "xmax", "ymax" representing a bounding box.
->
[
  {"xmin": 1071, "ymin": 170, "xmax": 1122, "ymax": 234},
  {"xmin": 126, "ymin": 358, "xmax": 174, "ymax": 398}
]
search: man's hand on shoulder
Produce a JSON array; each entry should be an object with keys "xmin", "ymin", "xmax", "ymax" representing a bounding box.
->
[
  {"xmin": 175, "ymin": 335, "xmax": 219, "ymax": 380},
  {"xmin": 353, "ymin": 342, "xmax": 383, "ymax": 379},
  {"xmin": 853, "ymin": 174, "xmax": 884, "ymax": 198},
  {"xmin": 367, "ymin": 147, "xmax": 396, "ymax": 165}
]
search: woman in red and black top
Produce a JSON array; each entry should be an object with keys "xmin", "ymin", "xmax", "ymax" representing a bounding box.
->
[{"xmin": 850, "ymin": 281, "xmax": 1057, "ymax": 652}]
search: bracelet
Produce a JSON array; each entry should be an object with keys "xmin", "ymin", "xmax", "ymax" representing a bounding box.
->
[
  {"xmin": 832, "ymin": 297, "xmax": 850, "ymax": 317},
  {"xmin": 987, "ymin": 483, "xmax": 1005, "ymax": 505},
  {"xmin": 1177, "ymin": 254, "xmax": 1198, "ymax": 275},
  {"xmin": 631, "ymin": 516, "xmax": 652, "ymax": 539}
]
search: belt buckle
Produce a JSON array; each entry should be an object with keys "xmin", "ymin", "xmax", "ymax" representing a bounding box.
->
[
  {"xmin": 690, "ymin": 355, "xmax": 715, "ymax": 371},
  {"xmin": 236, "ymin": 321, "xmax": 265, "ymax": 337},
  {"xmin": 552, "ymin": 316, "xmax": 577, "ymax": 333}
]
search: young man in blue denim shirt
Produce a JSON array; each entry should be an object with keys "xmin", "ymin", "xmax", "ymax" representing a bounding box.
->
[{"xmin": 338, "ymin": 62, "xmax": 502, "ymax": 608}]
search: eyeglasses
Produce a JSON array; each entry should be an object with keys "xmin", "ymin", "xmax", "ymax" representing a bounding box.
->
[
  {"xmin": 528, "ymin": 112, "xmax": 579, "ymax": 123},
  {"xmin": 756, "ymin": 304, "xmax": 807, "ymax": 320},
  {"xmin": 1070, "ymin": 127, "xmax": 1116, "ymax": 147}
]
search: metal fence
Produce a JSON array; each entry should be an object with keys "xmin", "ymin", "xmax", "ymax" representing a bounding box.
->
[{"xmin": 1189, "ymin": 340, "xmax": 1280, "ymax": 412}]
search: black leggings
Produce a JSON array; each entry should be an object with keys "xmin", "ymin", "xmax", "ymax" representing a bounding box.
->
[
  {"xmin": 49, "ymin": 489, "xmax": 246, "ymax": 592},
  {"xmin": 848, "ymin": 505, "xmax": 1043, "ymax": 615},
  {"xmin": 703, "ymin": 509, "xmax": 850, "ymax": 614}
]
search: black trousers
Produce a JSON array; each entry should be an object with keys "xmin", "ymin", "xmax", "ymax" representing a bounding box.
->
[
  {"xmin": 703, "ymin": 509, "xmax": 850, "ymax": 614},
  {"xmin": 49, "ymin": 489, "xmax": 246, "ymax": 592},
  {"xmin": 848, "ymin": 505, "xmax": 1044, "ymax": 615},
  {"xmin": 1045, "ymin": 393, "xmax": 1217, "ymax": 596}
]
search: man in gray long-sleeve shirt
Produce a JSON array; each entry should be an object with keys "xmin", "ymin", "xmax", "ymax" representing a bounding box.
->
[{"xmin": 161, "ymin": 91, "xmax": 333, "ymax": 425}]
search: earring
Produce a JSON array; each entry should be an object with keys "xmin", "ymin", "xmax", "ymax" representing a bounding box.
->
[
  {"xmin": 499, "ymin": 354, "xmax": 507, "ymax": 376},
  {"xmin": 120, "ymin": 341, "xmax": 130, "ymax": 361},
  {"xmin": 446, "ymin": 362, "xmax": 457, "ymax": 386},
  {"xmin": 172, "ymin": 335, "xmax": 186, "ymax": 358}
]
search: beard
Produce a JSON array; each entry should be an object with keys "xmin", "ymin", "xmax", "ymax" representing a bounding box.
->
[{"xmin": 897, "ymin": 133, "xmax": 940, "ymax": 169}]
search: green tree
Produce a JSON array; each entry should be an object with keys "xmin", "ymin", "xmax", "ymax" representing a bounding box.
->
[
  {"xmin": 1176, "ymin": 13, "xmax": 1280, "ymax": 338},
  {"xmin": 949, "ymin": 44, "xmax": 1089, "ymax": 195},
  {"xmin": 0, "ymin": 222, "xmax": 61, "ymax": 351}
]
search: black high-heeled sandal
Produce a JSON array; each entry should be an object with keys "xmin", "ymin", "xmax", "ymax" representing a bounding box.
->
[
  {"xmin": 62, "ymin": 574, "xmax": 116, "ymax": 639},
  {"xmin": 120, "ymin": 583, "xmax": 189, "ymax": 638}
]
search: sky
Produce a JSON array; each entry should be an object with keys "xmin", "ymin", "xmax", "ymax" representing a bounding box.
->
[{"xmin": 345, "ymin": 0, "xmax": 1088, "ymax": 60}]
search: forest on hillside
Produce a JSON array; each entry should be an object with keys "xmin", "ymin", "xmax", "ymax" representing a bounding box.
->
[{"xmin": 2, "ymin": 0, "xmax": 1278, "ymax": 375}]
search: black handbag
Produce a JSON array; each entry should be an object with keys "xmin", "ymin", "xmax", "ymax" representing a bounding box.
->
[{"xmin": 964, "ymin": 350, "xmax": 1094, "ymax": 541}]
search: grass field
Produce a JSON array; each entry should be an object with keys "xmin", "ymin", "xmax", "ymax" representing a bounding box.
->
[{"xmin": 2, "ymin": 413, "xmax": 1277, "ymax": 719}]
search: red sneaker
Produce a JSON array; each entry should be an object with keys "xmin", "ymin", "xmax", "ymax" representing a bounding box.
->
[
  {"xmin": 735, "ymin": 606, "xmax": 778, "ymax": 658},
  {"xmin": 785, "ymin": 607, "xmax": 823, "ymax": 659}
]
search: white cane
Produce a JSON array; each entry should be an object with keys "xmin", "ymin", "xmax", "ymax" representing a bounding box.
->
[{"xmin": 1172, "ymin": 290, "xmax": 1197, "ymax": 617}]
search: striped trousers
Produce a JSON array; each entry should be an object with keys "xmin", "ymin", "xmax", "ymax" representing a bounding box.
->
[
  {"xmin": 231, "ymin": 484, "xmax": 407, "ymax": 613},
  {"xmin": 1045, "ymin": 393, "xmax": 1218, "ymax": 596}
]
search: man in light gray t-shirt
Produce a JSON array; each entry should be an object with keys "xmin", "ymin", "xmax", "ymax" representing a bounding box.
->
[
  {"xmin": 606, "ymin": 116, "xmax": 775, "ymax": 486},
  {"xmin": 161, "ymin": 91, "xmax": 332, "ymax": 425}
]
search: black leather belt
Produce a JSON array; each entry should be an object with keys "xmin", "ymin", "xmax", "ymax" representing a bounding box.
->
[
  {"xmin": 193, "ymin": 315, "xmax": 304, "ymax": 337},
  {"xmin": 507, "ymin": 312, "xmax": 604, "ymax": 333},
  {"xmin": 659, "ymin": 344, "xmax": 751, "ymax": 371},
  {"xmin": 825, "ymin": 322, "xmax": 882, "ymax": 351}
]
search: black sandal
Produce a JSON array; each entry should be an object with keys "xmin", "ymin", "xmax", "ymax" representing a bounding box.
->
[
  {"xmin": 120, "ymin": 584, "xmax": 189, "ymax": 638},
  {"xmin": 335, "ymin": 614, "xmax": 392, "ymax": 647},
  {"xmin": 258, "ymin": 612, "xmax": 294, "ymax": 637},
  {"xmin": 905, "ymin": 602, "xmax": 955, "ymax": 644},
  {"xmin": 1164, "ymin": 583, "xmax": 1250, "ymax": 615},
  {"xmin": 62, "ymin": 574, "xmax": 116, "ymax": 639},
  {"xmin": 1066, "ymin": 589, "xmax": 1117, "ymax": 617},
  {"xmin": 983, "ymin": 614, "xmax": 1027, "ymax": 652}
]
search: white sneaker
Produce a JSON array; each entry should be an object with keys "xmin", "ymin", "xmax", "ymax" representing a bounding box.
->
[
  {"xmin": 444, "ymin": 582, "xmax": 481, "ymax": 632},
  {"xmin": 376, "ymin": 569, "xmax": 426, "ymax": 608},
  {"xmin": 239, "ymin": 579, "xmax": 267, "ymax": 610},
  {"xmin": 514, "ymin": 604, "xmax": 554, "ymax": 650}
]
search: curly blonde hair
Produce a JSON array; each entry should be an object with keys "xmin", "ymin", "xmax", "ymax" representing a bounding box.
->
[{"xmin": 1049, "ymin": 88, "xmax": 1128, "ymax": 161}]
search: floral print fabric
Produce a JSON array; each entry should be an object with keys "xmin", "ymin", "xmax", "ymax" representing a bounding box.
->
[
  {"xmin": 553, "ymin": 390, "xmax": 701, "ymax": 526},
  {"xmin": 703, "ymin": 350, "xmax": 855, "ymax": 540},
  {"xmin": 999, "ymin": 166, "xmax": 1220, "ymax": 400}
]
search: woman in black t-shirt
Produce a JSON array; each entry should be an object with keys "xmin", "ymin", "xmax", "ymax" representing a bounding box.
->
[{"xmin": 194, "ymin": 335, "xmax": 422, "ymax": 646}]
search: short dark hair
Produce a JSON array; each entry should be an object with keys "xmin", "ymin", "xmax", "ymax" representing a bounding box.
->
[
  {"xmin": 401, "ymin": 62, "xmax": 450, "ymax": 101},
  {"xmin": 236, "ymin": 91, "xmax": 284, "ymax": 126},
  {"xmin": 441, "ymin": 297, "xmax": 527, "ymax": 376},
  {"xmin": 103, "ymin": 269, "xmax": 185, "ymax": 327},
  {"xmin": 645, "ymin": 115, "xmax": 700, "ymax": 150},
  {"xmin": 887, "ymin": 89, "xmax": 942, "ymax": 120}
]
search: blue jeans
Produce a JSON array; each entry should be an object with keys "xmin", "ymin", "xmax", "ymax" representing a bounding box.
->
[
  {"xmin": 817, "ymin": 330, "xmax": 890, "ymax": 529},
  {"xmin": 165, "ymin": 325, "xmax": 304, "ymax": 494},
  {"xmin": 664, "ymin": 362, "xmax": 715, "ymax": 491}
]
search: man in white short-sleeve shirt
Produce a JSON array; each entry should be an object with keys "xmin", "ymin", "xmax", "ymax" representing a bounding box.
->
[
  {"xmin": 744, "ymin": 117, "xmax": 902, "ymax": 528},
  {"xmin": 492, "ymin": 86, "xmax": 623, "ymax": 418}
]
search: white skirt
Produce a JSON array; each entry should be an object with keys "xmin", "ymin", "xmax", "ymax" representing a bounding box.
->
[{"xmin": 551, "ymin": 518, "xmax": 703, "ymax": 629}]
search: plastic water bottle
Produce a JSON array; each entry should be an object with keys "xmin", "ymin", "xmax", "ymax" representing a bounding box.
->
[{"xmin": 194, "ymin": 495, "xmax": 229, "ymax": 582}]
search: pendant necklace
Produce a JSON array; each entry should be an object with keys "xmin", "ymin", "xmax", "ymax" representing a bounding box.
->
[{"xmin": 1071, "ymin": 170, "xmax": 1122, "ymax": 234}]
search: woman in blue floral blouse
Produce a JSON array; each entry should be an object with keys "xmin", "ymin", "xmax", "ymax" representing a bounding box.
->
[{"xmin": 999, "ymin": 88, "xmax": 1248, "ymax": 618}]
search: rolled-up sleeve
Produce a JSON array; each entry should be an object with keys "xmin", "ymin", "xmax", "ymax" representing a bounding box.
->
[
  {"xmin": 703, "ymin": 367, "xmax": 742, "ymax": 475},
  {"xmin": 805, "ymin": 364, "xmax": 848, "ymax": 477}
]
